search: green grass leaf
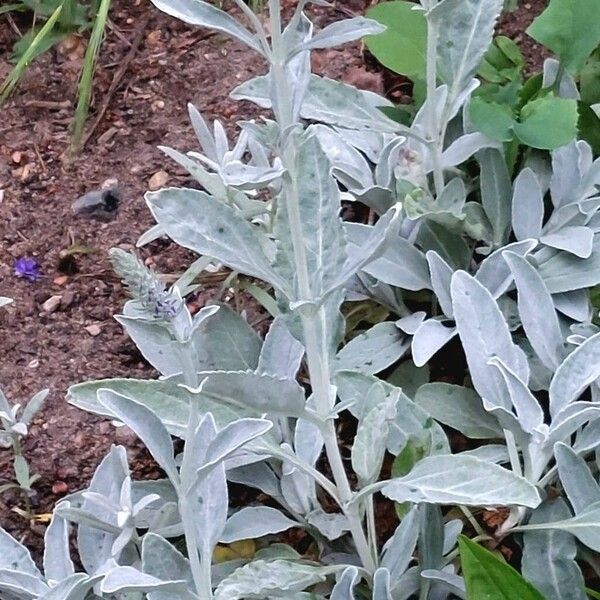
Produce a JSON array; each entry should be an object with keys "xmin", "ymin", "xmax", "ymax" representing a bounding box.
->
[
  {"xmin": 458, "ymin": 535, "xmax": 545, "ymax": 600},
  {"xmin": 526, "ymin": 0, "xmax": 600, "ymax": 74},
  {"xmin": 364, "ymin": 0, "xmax": 427, "ymax": 81}
]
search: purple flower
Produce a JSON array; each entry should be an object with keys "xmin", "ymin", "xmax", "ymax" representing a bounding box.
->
[{"xmin": 14, "ymin": 257, "xmax": 41, "ymax": 282}]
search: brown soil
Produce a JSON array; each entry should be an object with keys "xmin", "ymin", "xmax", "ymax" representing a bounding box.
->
[{"xmin": 0, "ymin": 0, "xmax": 546, "ymax": 555}]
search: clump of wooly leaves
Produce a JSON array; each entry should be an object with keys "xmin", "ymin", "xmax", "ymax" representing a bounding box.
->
[{"xmin": 2, "ymin": 0, "xmax": 600, "ymax": 598}]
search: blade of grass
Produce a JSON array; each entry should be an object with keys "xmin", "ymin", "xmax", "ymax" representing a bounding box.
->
[
  {"xmin": 71, "ymin": 0, "xmax": 111, "ymax": 150},
  {"xmin": 0, "ymin": 3, "xmax": 62, "ymax": 100},
  {"xmin": 0, "ymin": 4, "xmax": 27, "ymax": 16}
]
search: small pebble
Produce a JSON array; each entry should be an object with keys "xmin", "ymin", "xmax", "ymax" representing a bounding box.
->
[
  {"xmin": 85, "ymin": 324, "xmax": 102, "ymax": 337},
  {"xmin": 148, "ymin": 170, "xmax": 169, "ymax": 190},
  {"xmin": 42, "ymin": 295, "xmax": 62, "ymax": 313}
]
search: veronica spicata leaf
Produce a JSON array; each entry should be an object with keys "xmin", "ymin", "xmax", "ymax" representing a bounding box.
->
[
  {"xmin": 512, "ymin": 168, "xmax": 544, "ymax": 241},
  {"xmin": 555, "ymin": 443, "xmax": 600, "ymax": 514},
  {"xmin": 539, "ymin": 240, "xmax": 600, "ymax": 293},
  {"xmin": 299, "ymin": 17, "xmax": 385, "ymax": 52},
  {"xmin": 330, "ymin": 566, "xmax": 360, "ymax": 600},
  {"xmin": 459, "ymin": 536, "xmax": 545, "ymax": 600},
  {"xmin": 549, "ymin": 332, "xmax": 600, "ymax": 417},
  {"xmin": 335, "ymin": 322, "xmax": 408, "ymax": 375},
  {"xmin": 411, "ymin": 319, "xmax": 457, "ymax": 367},
  {"xmin": 214, "ymin": 560, "xmax": 334, "ymax": 599},
  {"xmin": 380, "ymin": 506, "xmax": 419, "ymax": 585},
  {"xmin": 220, "ymin": 507, "xmax": 298, "ymax": 543},
  {"xmin": 97, "ymin": 390, "xmax": 178, "ymax": 482},
  {"xmin": 503, "ymin": 251, "xmax": 564, "ymax": 370},
  {"xmin": 430, "ymin": 0, "xmax": 504, "ymax": 99},
  {"xmin": 451, "ymin": 271, "xmax": 529, "ymax": 408},
  {"xmin": 522, "ymin": 499, "xmax": 586, "ymax": 600},
  {"xmin": 415, "ymin": 382, "xmax": 503, "ymax": 439},
  {"xmin": 274, "ymin": 132, "xmax": 346, "ymax": 301},
  {"xmin": 146, "ymin": 187, "xmax": 285, "ymax": 291},
  {"xmin": 381, "ymin": 455, "xmax": 540, "ymax": 507},
  {"xmin": 150, "ymin": 0, "xmax": 264, "ymax": 54},
  {"xmin": 527, "ymin": 0, "xmax": 600, "ymax": 74},
  {"xmin": 43, "ymin": 513, "xmax": 74, "ymax": 583},
  {"xmin": 477, "ymin": 148, "xmax": 512, "ymax": 247},
  {"xmin": 101, "ymin": 566, "xmax": 188, "ymax": 594}
]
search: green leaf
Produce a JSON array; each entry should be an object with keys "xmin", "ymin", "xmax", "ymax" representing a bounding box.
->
[
  {"xmin": 364, "ymin": 1, "xmax": 427, "ymax": 80},
  {"xmin": 514, "ymin": 96, "xmax": 578, "ymax": 150},
  {"xmin": 526, "ymin": 0, "xmax": 600, "ymax": 74},
  {"xmin": 587, "ymin": 588, "xmax": 600, "ymax": 599},
  {"xmin": 579, "ymin": 102, "xmax": 600, "ymax": 156},
  {"xmin": 459, "ymin": 535, "xmax": 545, "ymax": 600},
  {"xmin": 469, "ymin": 97, "xmax": 515, "ymax": 142}
]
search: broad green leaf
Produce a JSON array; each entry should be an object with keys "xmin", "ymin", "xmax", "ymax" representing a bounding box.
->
[
  {"xmin": 364, "ymin": 1, "xmax": 427, "ymax": 79},
  {"xmin": 150, "ymin": 0, "xmax": 263, "ymax": 54},
  {"xmin": 430, "ymin": 0, "xmax": 504, "ymax": 99},
  {"xmin": 415, "ymin": 382, "xmax": 502, "ymax": 439},
  {"xmin": 459, "ymin": 535, "xmax": 545, "ymax": 599},
  {"xmin": 527, "ymin": 0, "xmax": 600, "ymax": 74},
  {"xmin": 221, "ymin": 507, "xmax": 298, "ymax": 543},
  {"xmin": 381, "ymin": 455, "xmax": 541, "ymax": 507},
  {"xmin": 514, "ymin": 96, "xmax": 579, "ymax": 150},
  {"xmin": 549, "ymin": 332, "xmax": 600, "ymax": 417},
  {"xmin": 469, "ymin": 97, "xmax": 515, "ymax": 142},
  {"xmin": 146, "ymin": 187, "xmax": 284, "ymax": 290},
  {"xmin": 522, "ymin": 501, "xmax": 587, "ymax": 600},
  {"xmin": 214, "ymin": 560, "xmax": 334, "ymax": 600}
]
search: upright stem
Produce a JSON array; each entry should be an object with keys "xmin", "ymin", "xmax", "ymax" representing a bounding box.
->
[
  {"xmin": 268, "ymin": 25, "xmax": 376, "ymax": 572},
  {"xmin": 425, "ymin": 9, "xmax": 444, "ymax": 197}
]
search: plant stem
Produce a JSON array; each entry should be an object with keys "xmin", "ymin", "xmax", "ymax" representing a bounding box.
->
[
  {"xmin": 366, "ymin": 495, "xmax": 379, "ymax": 566},
  {"xmin": 425, "ymin": 8, "xmax": 444, "ymax": 197}
]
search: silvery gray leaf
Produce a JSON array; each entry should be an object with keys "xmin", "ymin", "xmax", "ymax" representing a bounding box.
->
[
  {"xmin": 543, "ymin": 58, "xmax": 579, "ymax": 99},
  {"xmin": 335, "ymin": 322, "xmax": 408, "ymax": 375},
  {"xmin": 431, "ymin": 0, "xmax": 503, "ymax": 99},
  {"xmin": 488, "ymin": 358, "xmax": 544, "ymax": 434},
  {"xmin": 150, "ymin": 0, "xmax": 264, "ymax": 54},
  {"xmin": 419, "ymin": 503, "xmax": 444, "ymax": 572},
  {"xmin": 549, "ymin": 331, "xmax": 600, "ymax": 417},
  {"xmin": 457, "ymin": 445, "xmax": 509, "ymax": 465},
  {"xmin": 512, "ymin": 168, "xmax": 544, "ymax": 241},
  {"xmin": 352, "ymin": 392, "xmax": 396, "ymax": 486},
  {"xmin": 552, "ymin": 290, "xmax": 592, "ymax": 322},
  {"xmin": 220, "ymin": 161, "xmax": 285, "ymax": 190},
  {"xmin": 451, "ymin": 271, "xmax": 529, "ymax": 407},
  {"xmin": 141, "ymin": 533, "xmax": 193, "ymax": 595},
  {"xmin": 426, "ymin": 251, "xmax": 454, "ymax": 317},
  {"xmin": 443, "ymin": 520, "xmax": 464, "ymax": 554},
  {"xmin": 415, "ymin": 382, "xmax": 502, "ymax": 439},
  {"xmin": 232, "ymin": 74, "xmax": 402, "ymax": 133},
  {"xmin": 417, "ymin": 221, "xmax": 472, "ymax": 269},
  {"xmin": 523, "ymin": 501, "xmax": 600, "ymax": 552},
  {"xmin": 43, "ymin": 513, "xmax": 74, "ymax": 583},
  {"xmin": 441, "ymin": 133, "xmax": 499, "ymax": 169},
  {"xmin": 373, "ymin": 567, "xmax": 393, "ymax": 600},
  {"xmin": 503, "ymin": 251, "xmax": 564, "ymax": 370},
  {"xmin": 555, "ymin": 443, "xmax": 600, "ymax": 514},
  {"xmin": 257, "ymin": 317, "xmax": 304, "ymax": 380},
  {"xmin": 297, "ymin": 17, "xmax": 384, "ymax": 52},
  {"xmin": 541, "ymin": 226, "xmax": 594, "ymax": 259},
  {"xmin": 412, "ymin": 319, "xmax": 457, "ymax": 367},
  {"xmin": 306, "ymin": 509, "xmax": 349, "ymax": 540},
  {"xmin": 38, "ymin": 574, "xmax": 101, "ymax": 600},
  {"xmin": 146, "ymin": 187, "xmax": 285, "ymax": 290},
  {"xmin": 547, "ymin": 402, "xmax": 600, "ymax": 444},
  {"xmin": 381, "ymin": 454, "xmax": 541, "ymax": 507},
  {"xmin": 214, "ymin": 560, "xmax": 334, "ymax": 599},
  {"xmin": 522, "ymin": 498, "xmax": 586, "ymax": 600},
  {"xmin": 330, "ymin": 566, "xmax": 360, "ymax": 600},
  {"xmin": 477, "ymin": 148, "xmax": 512, "ymax": 247},
  {"xmin": 396, "ymin": 312, "xmax": 427, "ymax": 336},
  {"xmin": 539, "ymin": 241, "xmax": 600, "ymax": 293},
  {"xmin": 221, "ymin": 507, "xmax": 298, "ymax": 543},
  {"xmin": 101, "ymin": 566, "xmax": 188, "ymax": 594},
  {"xmin": 98, "ymin": 391, "xmax": 178, "ymax": 482},
  {"xmin": 0, "ymin": 570, "xmax": 48, "ymax": 597},
  {"xmin": 475, "ymin": 240, "xmax": 537, "ymax": 299},
  {"xmin": 381, "ymin": 506, "xmax": 419, "ymax": 585},
  {"xmin": 421, "ymin": 569, "xmax": 466, "ymax": 599}
]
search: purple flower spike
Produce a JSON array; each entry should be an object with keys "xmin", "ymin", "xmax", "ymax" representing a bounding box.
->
[{"xmin": 14, "ymin": 257, "xmax": 41, "ymax": 282}]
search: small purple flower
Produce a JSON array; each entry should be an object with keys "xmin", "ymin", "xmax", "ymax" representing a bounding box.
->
[{"xmin": 14, "ymin": 257, "xmax": 41, "ymax": 282}]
